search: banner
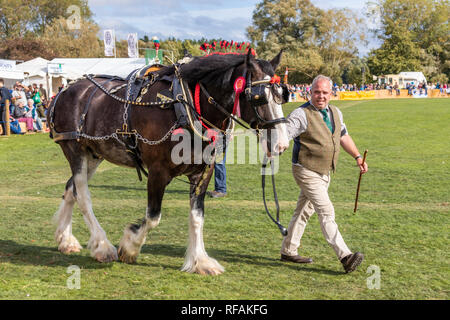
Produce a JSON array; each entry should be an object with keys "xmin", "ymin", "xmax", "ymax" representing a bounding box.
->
[
  {"xmin": 47, "ymin": 62, "xmax": 64, "ymax": 74},
  {"xmin": 104, "ymin": 29, "xmax": 115, "ymax": 57},
  {"xmin": 0, "ymin": 59, "xmax": 16, "ymax": 71},
  {"xmin": 127, "ymin": 33, "xmax": 139, "ymax": 58},
  {"xmin": 338, "ymin": 91, "xmax": 376, "ymax": 101}
]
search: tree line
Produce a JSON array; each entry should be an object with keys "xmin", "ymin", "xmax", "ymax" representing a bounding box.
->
[{"xmin": 0, "ymin": 0, "xmax": 448, "ymax": 84}]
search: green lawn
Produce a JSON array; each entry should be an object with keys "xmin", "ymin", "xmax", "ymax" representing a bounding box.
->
[{"xmin": 0, "ymin": 98, "xmax": 448, "ymax": 300}]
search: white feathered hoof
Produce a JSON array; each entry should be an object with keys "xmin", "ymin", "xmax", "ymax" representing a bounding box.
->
[
  {"xmin": 88, "ymin": 238, "xmax": 118, "ymax": 263},
  {"xmin": 182, "ymin": 256, "xmax": 225, "ymax": 276},
  {"xmin": 117, "ymin": 226, "xmax": 148, "ymax": 264},
  {"xmin": 117, "ymin": 245, "xmax": 139, "ymax": 264},
  {"xmin": 117, "ymin": 236, "xmax": 143, "ymax": 264},
  {"xmin": 57, "ymin": 235, "xmax": 82, "ymax": 254}
]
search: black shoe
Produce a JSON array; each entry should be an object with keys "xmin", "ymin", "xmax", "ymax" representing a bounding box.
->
[
  {"xmin": 341, "ymin": 252, "xmax": 364, "ymax": 273},
  {"xmin": 280, "ymin": 254, "xmax": 313, "ymax": 264},
  {"xmin": 206, "ymin": 190, "xmax": 226, "ymax": 198}
]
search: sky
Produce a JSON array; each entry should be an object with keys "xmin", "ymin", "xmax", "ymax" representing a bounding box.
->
[{"xmin": 88, "ymin": 0, "xmax": 380, "ymax": 56}]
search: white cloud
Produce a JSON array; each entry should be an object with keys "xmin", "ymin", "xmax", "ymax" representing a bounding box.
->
[
  {"xmin": 92, "ymin": 2, "xmax": 255, "ymax": 41},
  {"xmin": 89, "ymin": 0, "xmax": 380, "ymax": 55}
]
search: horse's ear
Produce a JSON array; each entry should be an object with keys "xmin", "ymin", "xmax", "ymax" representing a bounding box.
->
[
  {"xmin": 183, "ymin": 49, "xmax": 192, "ymax": 58},
  {"xmin": 245, "ymin": 48, "xmax": 255, "ymax": 66},
  {"xmin": 270, "ymin": 49, "xmax": 283, "ymax": 70}
]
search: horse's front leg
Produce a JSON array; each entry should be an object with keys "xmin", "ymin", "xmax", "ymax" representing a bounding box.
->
[
  {"xmin": 118, "ymin": 169, "xmax": 169, "ymax": 264},
  {"xmin": 182, "ymin": 164, "xmax": 225, "ymax": 275}
]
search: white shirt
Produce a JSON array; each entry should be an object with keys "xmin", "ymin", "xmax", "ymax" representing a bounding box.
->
[
  {"xmin": 286, "ymin": 101, "xmax": 348, "ymax": 141},
  {"xmin": 12, "ymin": 90, "xmax": 27, "ymax": 105}
]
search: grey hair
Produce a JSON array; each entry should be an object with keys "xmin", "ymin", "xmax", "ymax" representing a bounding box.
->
[{"xmin": 311, "ymin": 75, "xmax": 333, "ymax": 90}]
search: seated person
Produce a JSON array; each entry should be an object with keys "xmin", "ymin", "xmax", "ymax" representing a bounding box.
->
[
  {"xmin": 13, "ymin": 101, "xmax": 34, "ymax": 132},
  {"xmin": 26, "ymin": 99, "xmax": 44, "ymax": 131}
]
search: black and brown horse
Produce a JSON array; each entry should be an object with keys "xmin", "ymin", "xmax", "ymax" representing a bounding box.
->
[{"xmin": 49, "ymin": 50, "xmax": 289, "ymax": 275}]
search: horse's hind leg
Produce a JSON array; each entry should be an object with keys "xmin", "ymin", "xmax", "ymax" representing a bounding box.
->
[
  {"xmin": 54, "ymin": 176, "xmax": 82, "ymax": 254},
  {"xmin": 56, "ymin": 141, "xmax": 117, "ymax": 262},
  {"xmin": 118, "ymin": 169, "xmax": 170, "ymax": 264},
  {"xmin": 74, "ymin": 154, "xmax": 117, "ymax": 262},
  {"xmin": 54, "ymin": 148, "xmax": 108, "ymax": 259}
]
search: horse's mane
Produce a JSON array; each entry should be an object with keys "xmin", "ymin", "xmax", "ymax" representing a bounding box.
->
[{"xmin": 157, "ymin": 53, "xmax": 276, "ymax": 89}]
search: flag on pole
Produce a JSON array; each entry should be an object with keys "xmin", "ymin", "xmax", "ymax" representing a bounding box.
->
[
  {"xmin": 104, "ymin": 30, "xmax": 115, "ymax": 57},
  {"xmin": 127, "ymin": 33, "xmax": 138, "ymax": 58}
]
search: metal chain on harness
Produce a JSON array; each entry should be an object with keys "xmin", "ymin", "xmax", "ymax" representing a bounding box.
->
[
  {"xmin": 77, "ymin": 122, "xmax": 179, "ymax": 147},
  {"xmin": 77, "ymin": 72, "xmax": 179, "ymax": 146}
]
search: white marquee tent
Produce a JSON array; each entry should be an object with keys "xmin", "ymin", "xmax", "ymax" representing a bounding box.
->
[
  {"xmin": 50, "ymin": 58, "xmax": 146, "ymax": 79},
  {"xmin": 0, "ymin": 59, "xmax": 24, "ymax": 88},
  {"xmin": 14, "ymin": 57, "xmax": 147, "ymax": 97}
]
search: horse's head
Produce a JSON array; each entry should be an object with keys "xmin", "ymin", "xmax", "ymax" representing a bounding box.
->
[
  {"xmin": 177, "ymin": 50, "xmax": 289, "ymax": 157},
  {"xmin": 239, "ymin": 50, "xmax": 290, "ymax": 157}
]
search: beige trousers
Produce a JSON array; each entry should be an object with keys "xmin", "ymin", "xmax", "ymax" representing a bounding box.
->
[{"xmin": 281, "ymin": 164, "xmax": 352, "ymax": 260}]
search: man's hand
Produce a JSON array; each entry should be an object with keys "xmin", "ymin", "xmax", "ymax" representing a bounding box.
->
[
  {"xmin": 340, "ymin": 135, "xmax": 368, "ymax": 174},
  {"xmin": 356, "ymin": 157, "xmax": 368, "ymax": 174}
]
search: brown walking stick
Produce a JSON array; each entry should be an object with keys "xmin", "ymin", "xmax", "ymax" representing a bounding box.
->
[{"xmin": 354, "ymin": 150, "xmax": 368, "ymax": 213}]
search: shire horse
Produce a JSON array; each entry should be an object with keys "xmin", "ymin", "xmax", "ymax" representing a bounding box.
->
[{"xmin": 48, "ymin": 50, "xmax": 289, "ymax": 275}]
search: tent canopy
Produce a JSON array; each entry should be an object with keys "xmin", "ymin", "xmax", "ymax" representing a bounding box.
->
[
  {"xmin": 0, "ymin": 70, "xmax": 24, "ymax": 88},
  {"xmin": 50, "ymin": 58, "xmax": 146, "ymax": 79},
  {"xmin": 15, "ymin": 57, "xmax": 49, "ymax": 78}
]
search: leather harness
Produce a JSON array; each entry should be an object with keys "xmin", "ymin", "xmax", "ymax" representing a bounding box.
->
[{"xmin": 48, "ymin": 64, "xmax": 192, "ymax": 180}]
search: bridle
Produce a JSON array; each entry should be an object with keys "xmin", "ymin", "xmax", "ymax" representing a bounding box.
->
[
  {"xmin": 244, "ymin": 72, "xmax": 287, "ymax": 129},
  {"xmin": 196, "ymin": 68, "xmax": 287, "ymax": 133}
]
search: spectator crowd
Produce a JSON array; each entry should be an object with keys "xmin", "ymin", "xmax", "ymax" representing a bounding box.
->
[
  {"xmin": 1, "ymin": 77, "xmax": 449, "ymax": 135},
  {"xmin": 0, "ymin": 79, "xmax": 51, "ymax": 135},
  {"xmin": 285, "ymin": 81, "xmax": 449, "ymax": 102}
]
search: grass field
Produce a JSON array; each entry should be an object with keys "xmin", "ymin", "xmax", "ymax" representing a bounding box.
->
[{"xmin": 0, "ymin": 98, "xmax": 449, "ymax": 300}]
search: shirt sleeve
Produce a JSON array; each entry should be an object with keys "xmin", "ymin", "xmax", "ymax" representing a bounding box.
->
[
  {"xmin": 336, "ymin": 107, "xmax": 348, "ymax": 136},
  {"xmin": 286, "ymin": 107, "xmax": 308, "ymax": 141}
]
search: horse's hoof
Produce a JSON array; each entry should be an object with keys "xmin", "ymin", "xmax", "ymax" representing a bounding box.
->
[
  {"xmin": 89, "ymin": 239, "xmax": 118, "ymax": 263},
  {"xmin": 117, "ymin": 247, "xmax": 138, "ymax": 264},
  {"xmin": 93, "ymin": 248, "xmax": 118, "ymax": 263},
  {"xmin": 182, "ymin": 256, "xmax": 225, "ymax": 275},
  {"xmin": 59, "ymin": 243, "xmax": 82, "ymax": 254},
  {"xmin": 58, "ymin": 235, "xmax": 82, "ymax": 254},
  {"xmin": 196, "ymin": 267, "xmax": 224, "ymax": 276}
]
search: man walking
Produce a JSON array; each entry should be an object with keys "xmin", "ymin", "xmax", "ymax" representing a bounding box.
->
[{"xmin": 280, "ymin": 75, "xmax": 368, "ymax": 273}]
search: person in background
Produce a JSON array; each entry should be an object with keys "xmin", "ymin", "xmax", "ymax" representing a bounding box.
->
[
  {"xmin": 0, "ymin": 78, "xmax": 13, "ymax": 135},
  {"xmin": 12, "ymin": 83, "xmax": 28, "ymax": 107},
  {"xmin": 25, "ymin": 85, "xmax": 33, "ymax": 100},
  {"xmin": 207, "ymin": 134, "xmax": 229, "ymax": 198},
  {"xmin": 38, "ymin": 83, "xmax": 48, "ymax": 113},
  {"xmin": 13, "ymin": 100, "xmax": 34, "ymax": 132},
  {"xmin": 26, "ymin": 99, "xmax": 43, "ymax": 132}
]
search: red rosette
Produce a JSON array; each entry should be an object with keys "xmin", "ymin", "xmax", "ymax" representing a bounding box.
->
[{"xmin": 270, "ymin": 75, "xmax": 281, "ymax": 84}]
